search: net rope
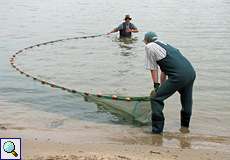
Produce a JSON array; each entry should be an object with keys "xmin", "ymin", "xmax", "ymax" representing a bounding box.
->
[{"xmin": 9, "ymin": 34, "xmax": 152, "ymax": 125}]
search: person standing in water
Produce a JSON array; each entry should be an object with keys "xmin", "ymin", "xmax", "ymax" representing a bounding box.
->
[
  {"xmin": 144, "ymin": 32, "xmax": 196, "ymax": 134},
  {"xmin": 107, "ymin": 15, "xmax": 139, "ymax": 38}
]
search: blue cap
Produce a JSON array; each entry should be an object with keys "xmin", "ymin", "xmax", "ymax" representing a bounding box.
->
[{"xmin": 144, "ymin": 32, "xmax": 158, "ymax": 43}]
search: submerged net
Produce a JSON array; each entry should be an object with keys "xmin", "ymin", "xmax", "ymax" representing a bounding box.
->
[
  {"xmin": 84, "ymin": 94, "xmax": 151, "ymax": 125},
  {"xmin": 9, "ymin": 34, "xmax": 153, "ymax": 125}
]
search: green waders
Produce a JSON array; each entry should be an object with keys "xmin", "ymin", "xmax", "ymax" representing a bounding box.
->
[{"xmin": 151, "ymin": 41, "xmax": 196, "ymax": 133}]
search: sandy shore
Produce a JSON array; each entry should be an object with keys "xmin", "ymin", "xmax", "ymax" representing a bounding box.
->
[
  {"xmin": 1, "ymin": 126, "xmax": 230, "ymax": 160},
  {"xmin": 0, "ymin": 100, "xmax": 230, "ymax": 160}
]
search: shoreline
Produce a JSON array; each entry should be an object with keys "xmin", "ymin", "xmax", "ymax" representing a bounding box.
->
[
  {"xmin": 0, "ymin": 99, "xmax": 230, "ymax": 160},
  {"xmin": 1, "ymin": 127, "xmax": 230, "ymax": 160}
]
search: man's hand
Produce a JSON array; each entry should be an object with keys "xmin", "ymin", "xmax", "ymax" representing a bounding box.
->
[
  {"xmin": 126, "ymin": 29, "xmax": 138, "ymax": 33},
  {"xmin": 154, "ymin": 82, "xmax": 160, "ymax": 92},
  {"xmin": 126, "ymin": 29, "xmax": 132, "ymax": 33},
  {"xmin": 107, "ymin": 29, "xmax": 118, "ymax": 35},
  {"xmin": 150, "ymin": 83, "xmax": 160, "ymax": 98}
]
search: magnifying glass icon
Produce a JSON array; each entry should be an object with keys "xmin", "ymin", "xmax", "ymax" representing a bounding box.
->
[{"xmin": 3, "ymin": 141, "xmax": 18, "ymax": 157}]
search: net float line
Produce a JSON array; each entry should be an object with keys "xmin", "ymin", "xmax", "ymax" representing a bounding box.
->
[{"xmin": 9, "ymin": 34, "xmax": 150, "ymax": 101}]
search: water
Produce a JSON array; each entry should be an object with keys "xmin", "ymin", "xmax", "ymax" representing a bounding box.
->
[{"xmin": 0, "ymin": 0, "xmax": 230, "ymax": 149}]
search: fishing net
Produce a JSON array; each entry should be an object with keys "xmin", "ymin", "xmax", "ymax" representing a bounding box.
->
[
  {"xmin": 82, "ymin": 93, "xmax": 152, "ymax": 125},
  {"xmin": 9, "ymin": 34, "xmax": 153, "ymax": 125}
]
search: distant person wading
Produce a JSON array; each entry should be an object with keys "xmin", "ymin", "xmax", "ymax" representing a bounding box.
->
[{"xmin": 108, "ymin": 15, "xmax": 139, "ymax": 38}]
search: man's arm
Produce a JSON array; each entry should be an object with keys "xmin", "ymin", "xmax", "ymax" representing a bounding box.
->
[
  {"xmin": 107, "ymin": 28, "xmax": 118, "ymax": 34},
  {"xmin": 128, "ymin": 23, "xmax": 139, "ymax": 33},
  {"xmin": 107, "ymin": 24, "xmax": 123, "ymax": 35},
  {"xmin": 128, "ymin": 28, "xmax": 138, "ymax": 33},
  {"xmin": 151, "ymin": 69, "xmax": 159, "ymax": 84},
  {"xmin": 145, "ymin": 46, "xmax": 159, "ymax": 83},
  {"xmin": 145, "ymin": 45, "xmax": 160, "ymax": 91},
  {"xmin": 151, "ymin": 69, "xmax": 161, "ymax": 92}
]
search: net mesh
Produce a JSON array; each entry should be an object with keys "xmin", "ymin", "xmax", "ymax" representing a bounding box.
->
[{"xmin": 84, "ymin": 94, "xmax": 151, "ymax": 125}]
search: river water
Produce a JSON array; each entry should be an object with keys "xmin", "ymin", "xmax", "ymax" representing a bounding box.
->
[{"xmin": 0, "ymin": 0, "xmax": 230, "ymax": 150}]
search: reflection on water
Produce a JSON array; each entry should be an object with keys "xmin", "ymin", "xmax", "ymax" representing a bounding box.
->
[
  {"xmin": 139, "ymin": 130, "xmax": 192, "ymax": 149},
  {"xmin": 115, "ymin": 36, "xmax": 138, "ymax": 45},
  {"xmin": 112, "ymin": 130, "xmax": 230, "ymax": 150},
  {"xmin": 113, "ymin": 36, "xmax": 139, "ymax": 56}
]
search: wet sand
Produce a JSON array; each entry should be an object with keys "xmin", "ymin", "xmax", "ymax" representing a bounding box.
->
[
  {"xmin": 1, "ymin": 126, "xmax": 230, "ymax": 160},
  {"xmin": 1, "ymin": 99, "xmax": 230, "ymax": 160}
]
